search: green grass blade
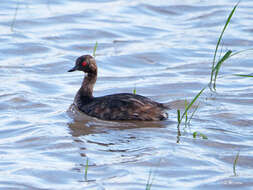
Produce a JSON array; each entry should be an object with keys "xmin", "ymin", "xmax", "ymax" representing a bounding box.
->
[
  {"xmin": 11, "ymin": 0, "xmax": 20, "ymax": 31},
  {"xmin": 178, "ymin": 87, "xmax": 206, "ymax": 126},
  {"xmin": 145, "ymin": 170, "xmax": 153, "ymax": 190},
  {"xmin": 188, "ymin": 102, "xmax": 200, "ymax": 124},
  {"xmin": 233, "ymin": 151, "xmax": 240, "ymax": 176},
  {"xmin": 177, "ymin": 109, "xmax": 181, "ymax": 125},
  {"xmin": 210, "ymin": 2, "xmax": 239, "ymax": 83},
  {"xmin": 93, "ymin": 41, "xmax": 98, "ymax": 57},
  {"xmin": 84, "ymin": 158, "xmax": 88, "ymax": 181},
  {"xmin": 233, "ymin": 74, "xmax": 253, "ymax": 77},
  {"xmin": 193, "ymin": 132, "xmax": 197, "ymax": 138},
  {"xmin": 184, "ymin": 100, "xmax": 188, "ymax": 127},
  {"xmin": 199, "ymin": 133, "xmax": 208, "ymax": 139},
  {"xmin": 133, "ymin": 86, "xmax": 136, "ymax": 94},
  {"xmin": 214, "ymin": 50, "xmax": 233, "ymax": 71},
  {"xmin": 213, "ymin": 50, "xmax": 232, "ymax": 90},
  {"xmin": 230, "ymin": 48, "xmax": 253, "ymax": 58},
  {"xmin": 218, "ymin": 42, "xmax": 224, "ymax": 63},
  {"xmin": 193, "ymin": 132, "xmax": 208, "ymax": 139}
]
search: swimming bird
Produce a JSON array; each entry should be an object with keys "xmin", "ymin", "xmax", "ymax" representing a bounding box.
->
[{"xmin": 68, "ymin": 55, "xmax": 169, "ymax": 121}]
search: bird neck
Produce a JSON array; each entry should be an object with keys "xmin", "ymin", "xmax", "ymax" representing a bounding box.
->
[{"xmin": 80, "ymin": 71, "xmax": 97, "ymax": 99}]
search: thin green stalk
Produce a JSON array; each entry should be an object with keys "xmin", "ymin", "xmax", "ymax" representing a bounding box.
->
[
  {"xmin": 188, "ymin": 102, "xmax": 200, "ymax": 124},
  {"xmin": 213, "ymin": 50, "xmax": 232, "ymax": 90},
  {"xmin": 84, "ymin": 158, "xmax": 89, "ymax": 181},
  {"xmin": 145, "ymin": 170, "xmax": 154, "ymax": 190},
  {"xmin": 145, "ymin": 159, "xmax": 161, "ymax": 190},
  {"xmin": 177, "ymin": 109, "xmax": 181, "ymax": 125},
  {"xmin": 93, "ymin": 41, "xmax": 98, "ymax": 57},
  {"xmin": 234, "ymin": 74, "xmax": 253, "ymax": 77},
  {"xmin": 133, "ymin": 86, "xmax": 136, "ymax": 94},
  {"xmin": 177, "ymin": 87, "xmax": 206, "ymax": 128},
  {"xmin": 199, "ymin": 133, "xmax": 208, "ymax": 139},
  {"xmin": 11, "ymin": 0, "xmax": 20, "ymax": 31},
  {"xmin": 218, "ymin": 42, "xmax": 224, "ymax": 63},
  {"xmin": 181, "ymin": 87, "xmax": 205, "ymax": 120},
  {"xmin": 177, "ymin": 109, "xmax": 181, "ymax": 143},
  {"xmin": 233, "ymin": 151, "xmax": 240, "ymax": 176},
  {"xmin": 193, "ymin": 131, "xmax": 208, "ymax": 139},
  {"xmin": 210, "ymin": 2, "xmax": 239, "ymax": 84},
  {"xmin": 230, "ymin": 48, "xmax": 253, "ymax": 58},
  {"xmin": 184, "ymin": 100, "xmax": 188, "ymax": 127},
  {"xmin": 211, "ymin": 38, "xmax": 253, "ymax": 89}
]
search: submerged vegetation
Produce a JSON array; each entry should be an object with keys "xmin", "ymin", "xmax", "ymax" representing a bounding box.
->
[
  {"xmin": 193, "ymin": 131, "xmax": 208, "ymax": 140},
  {"xmin": 84, "ymin": 158, "xmax": 89, "ymax": 181},
  {"xmin": 234, "ymin": 74, "xmax": 253, "ymax": 77},
  {"xmin": 93, "ymin": 41, "xmax": 98, "ymax": 57},
  {"xmin": 145, "ymin": 170, "xmax": 154, "ymax": 190},
  {"xmin": 133, "ymin": 85, "xmax": 136, "ymax": 94},
  {"xmin": 11, "ymin": 0, "xmax": 20, "ymax": 31},
  {"xmin": 177, "ymin": 87, "xmax": 206, "ymax": 129},
  {"xmin": 177, "ymin": 2, "xmax": 243, "ymax": 140},
  {"xmin": 210, "ymin": 2, "xmax": 239, "ymax": 90},
  {"xmin": 233, "ymin": 151, "xmax": 240, "ymax": 176}
]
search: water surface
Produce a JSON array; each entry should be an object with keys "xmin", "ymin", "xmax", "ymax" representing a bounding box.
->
[{"xmin": 1, "ymin": 0, "xmax": 253, "ymax": 189}]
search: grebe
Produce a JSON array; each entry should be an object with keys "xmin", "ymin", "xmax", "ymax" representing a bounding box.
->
[{"xmin": 68, "ymin": 55, "xmax": 169, "ymax": 121}]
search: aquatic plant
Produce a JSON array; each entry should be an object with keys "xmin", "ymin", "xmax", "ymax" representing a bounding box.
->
[
  {"xmin": 193, "ymin": 131, "xmax": 208, "ymax": 139},
  {"xmin": 184, "ymin": 100, "xmax": 188, "ymax": 128},
  {"xmin": 181, "ymin": 100, "xmax": 201, "ymax": 128},
  {"xmin": 210, "ymin": 2, "xmax": 239, "ymax": 90},
  {"xmin": 93, "ymin": 41, "xmax": 98, "ymax": 58},
  {"xmin": 84, "ymin": 158, "xmax": 89, "ymax": 181},
  {"xmin": 145, "ymin": 159, "xmax": 162, "ymax": 190},
  {"xmin": 212, "ymin": 50, "xmax": 232, "ymax": 90},
  {"xmin": 209, "ymin": 1, "xmax": 253, "ymax": 88},
  {"xmin": 233, "ymin": 151, "xmax": 240, "ymax": 176},
  {"xmin": 177, "ymin": 109, "xmax": 181, "ymax": 125},
  {"xmin": 234, "ymin": 74, "xmax": 253, "ymax": 78},
  {"xmin": 210, "ymin": 1, "xmax": 253, "ymax": 82},
  {"xmin": 188, "ymin": 102, "xmax": 200, "ymax": 125},
  {"xmin": 11, "ymin": 0, "xmax": 20, "ymax": 31},
  {"xmin": 133, "ymin": 85, "xmax": 136, "ymax": 94},
  {"xmin": 177, "ymin": 87, "xmax": 206, "ymax": 128},
  {"xmin": 177, "ymin": 2, "xmax": 241, "ymax": 138},
  {"xmin": 145, "ymin": 170, "xmax": 154, "ymax": 190}
]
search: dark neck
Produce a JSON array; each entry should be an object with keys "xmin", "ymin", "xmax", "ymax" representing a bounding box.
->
[{"xmin": 80, "ymin": 72, "xmax": 97, "ymax": 99}]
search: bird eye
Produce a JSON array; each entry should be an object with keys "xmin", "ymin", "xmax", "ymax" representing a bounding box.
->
[{"xmin": 82, "ymin": 61, "xmax": 87, "ymax": 67}]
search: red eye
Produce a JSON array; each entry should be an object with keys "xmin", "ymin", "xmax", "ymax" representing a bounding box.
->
[{"xmin": 82, "ymin": 61, "xmax": 87, "ymax": 66}]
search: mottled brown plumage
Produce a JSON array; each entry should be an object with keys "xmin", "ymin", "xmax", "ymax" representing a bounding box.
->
[{"xmin": 68, "ymin": 55, "xmax": 169, "ymax": 121}]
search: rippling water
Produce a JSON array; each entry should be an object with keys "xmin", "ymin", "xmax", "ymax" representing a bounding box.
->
[{"xmin": 1, "ymin": 0, "xmax": 253, "ymax": 189}]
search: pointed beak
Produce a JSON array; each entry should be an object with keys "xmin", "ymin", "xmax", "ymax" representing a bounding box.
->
[{"xmin": 68, "ymin": 65, "xmax": 78, "ymax": 72}]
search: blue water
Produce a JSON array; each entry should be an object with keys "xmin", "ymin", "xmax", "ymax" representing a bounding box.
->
[{"xmin": 0, "ymin": 0, "xmax": 253, "ymax": 189}]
